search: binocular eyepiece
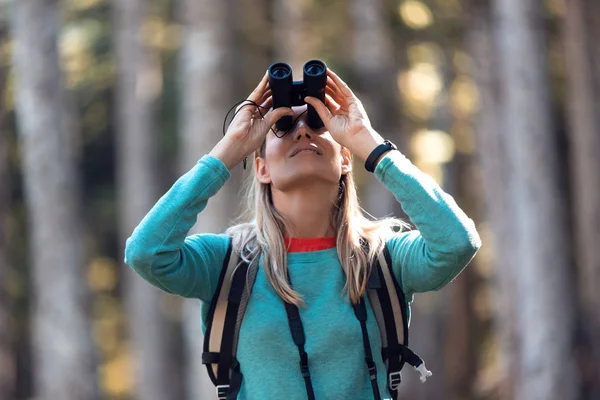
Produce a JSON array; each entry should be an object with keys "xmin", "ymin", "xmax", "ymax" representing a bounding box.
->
[{"xmin": 268, "ymin": 59, "xmax": 327, "ymax": 132}]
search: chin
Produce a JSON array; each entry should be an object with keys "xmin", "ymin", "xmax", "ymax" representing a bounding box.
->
[{"xmin": 277, "ymin": 168, "xmax": 339, "ymax": 189}]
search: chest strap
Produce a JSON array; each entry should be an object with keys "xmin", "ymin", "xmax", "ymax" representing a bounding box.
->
[{"xmin": 203, "ymin": 242, "xmax": 431, "ymax": 400}]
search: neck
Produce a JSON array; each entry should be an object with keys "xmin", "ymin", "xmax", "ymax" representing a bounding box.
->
[{"xmin": 271, "ymin": 182, "xmax": 339, "ymax": 238}]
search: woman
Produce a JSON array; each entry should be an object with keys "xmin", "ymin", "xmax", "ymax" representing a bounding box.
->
[{"xmin": 125, "ymin": 68, "xmax": 482, "ymax": 399}]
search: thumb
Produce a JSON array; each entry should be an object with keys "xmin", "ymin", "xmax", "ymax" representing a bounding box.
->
[
  {"xmin": 304, "ymin": 96, "xmax": 333, "ymax": 124},
  {"xmin": 265, "ymin": 106, "xmax": 293, "ymax": 126}
]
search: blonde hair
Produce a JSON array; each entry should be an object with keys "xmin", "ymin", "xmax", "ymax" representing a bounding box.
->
[{"xmin": 225, "ymin": 143, "xmax": 410, "ymax": 306}]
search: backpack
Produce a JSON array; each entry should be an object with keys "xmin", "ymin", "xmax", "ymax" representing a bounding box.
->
[{"xmin": 201, "ymin": 239, "xmax": 432, "ymax": 400}]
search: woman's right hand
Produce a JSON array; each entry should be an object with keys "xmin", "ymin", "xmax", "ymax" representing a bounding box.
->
[{"xmin": 210, "ymin": 72, "xmax": 293, "ymax": 170}]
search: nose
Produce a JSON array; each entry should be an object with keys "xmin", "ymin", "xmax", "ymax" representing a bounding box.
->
[{"xmin": 293, "ymin": 120, "xmax": 313, "ymax": 141}]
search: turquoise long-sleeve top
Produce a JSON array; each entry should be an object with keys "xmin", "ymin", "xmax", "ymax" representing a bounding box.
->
[{"xmin": 124, "ymin": 150, "xmax": 481, "ymax": 400}]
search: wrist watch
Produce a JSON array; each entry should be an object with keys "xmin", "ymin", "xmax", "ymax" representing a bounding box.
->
[{"xmin": 364, "ymin": 140, "xmax": 397, "ymax": 173}]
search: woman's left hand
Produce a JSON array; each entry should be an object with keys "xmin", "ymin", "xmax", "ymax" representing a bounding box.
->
[{"xmin": 304, "ymin": 69, "xmax": 384, "ymax": 160}]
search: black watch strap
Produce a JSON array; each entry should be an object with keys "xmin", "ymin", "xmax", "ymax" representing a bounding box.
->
[{"xmin": 364, "ymin": 140, "xmax": 397, "ymax": 173}]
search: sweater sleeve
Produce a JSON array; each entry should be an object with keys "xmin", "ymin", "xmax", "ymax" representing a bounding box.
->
[
  {"xmin": 124, "ymin": 154, "xmax": 232, "ymax": 302},
  {"xmin": 375, "ymin": 151, "xmax": 482, "ymax": 296}
]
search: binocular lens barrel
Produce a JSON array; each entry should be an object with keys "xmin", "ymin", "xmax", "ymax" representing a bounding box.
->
[
  {"xmin": 268, "ymin": 63, "xmax": 294, "ymax": 131},
  {"xmin": 303, "ymin": 60, "xmax": 327, "ymax": 129},
  {"xmin": 303, "ymin": 60, "xmax": 326, "ymax": 77},
  {"xmin": 269, "ymin": 63, "xmax": 292, "ymax": 79},
  {"xmin": 267, "ymin": 59, "xmax": 327, "ymax": 132},
  {"xmin": 268, "ymin": 63, "xmax": 293, "ymax": 100}
]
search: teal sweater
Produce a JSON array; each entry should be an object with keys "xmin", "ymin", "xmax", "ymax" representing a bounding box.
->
[{"xmin": 124, "ymin": 151, "xmax": 481, "ymax": 400}]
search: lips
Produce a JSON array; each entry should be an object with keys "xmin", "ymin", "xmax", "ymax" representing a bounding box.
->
[{"xmin": 290, "ymin": 145, "xmax": 323, "ymax": 157}]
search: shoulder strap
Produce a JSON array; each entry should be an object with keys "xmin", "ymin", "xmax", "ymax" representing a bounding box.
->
[
  {"xmin": 202, "ymin": 239, "xmax": 259, "ymax": 400},
  {"xmin": 367, "ymin": 244, "xmax": 432, "ymax": 397}
]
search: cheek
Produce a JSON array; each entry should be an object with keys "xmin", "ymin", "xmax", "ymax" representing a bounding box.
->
[
  {"xmin": 320, "ymin": 135, "xmax": 341, "ymax": 154},
  {"xmin": 264, "ymin": 141, "xmax": 284, "ymax": 162}
]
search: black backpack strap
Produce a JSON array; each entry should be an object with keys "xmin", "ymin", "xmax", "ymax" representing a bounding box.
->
[
  {"xmin": 345, "ymin": 240, "xmax": 382, "ymax": 400},
  {"xmin": 227, "ymin": 250, "xmax": 259, "ymax": 399},
  {"xmin": 367, "ymin": 244, "xmax": 431, "ymax": 398},
  {"xmin": 283, "ymin": 273, "xmax": 316, "ymax": 400},
  {"xmin": 202, "ymin": 240, "xmax": 259, "ymax": 400},
  {"xmin": 352, "ymin": 297, "xmax": 382, "ymax": 400}
]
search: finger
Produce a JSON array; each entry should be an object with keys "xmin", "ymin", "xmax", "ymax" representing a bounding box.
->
[
  {"xmin": 237, "ymin": 87, "xmax": 272, "ymax": 115},
  {"xmin": 262, "ymin": 106, "xmax": 293, "ymax": 128},
  {"xmin": 261, "ymin": 96, "xmax": 273, "ymax": 111},
  {"xmin": 235, "ymin": 101, "xmax": 259, "ymax": 115},
  {"xmin": 304, "ymin": 96, "xmax": 333, "ymax": 125},
  {"xmin": 248, "ymin": 71, "xmax": 270, "ymax": 103},
  {"xmin": 234, "ymin": 101, "xmax": 256, "ymax": 116},
  {"xmin": 256, "ymin": 89, "xmax": 272, "ymax": 107},
  {"xmin": 325, "ymin": 94, "xmax": 341, "ymax": 113},
  {"xmin": 252, "ymin": 97, "xmax": 274, "ymax": 119},
  {"xmin": 326, "ymin": 86, "xmax": 344, "ymax": 106},
  {"xmin": 327, "ymin": 69, "xmax": 354, "ymax": 98},
  {"xmin": 327, "ymin": 76, "xmax": 345, "ymax": 99}
]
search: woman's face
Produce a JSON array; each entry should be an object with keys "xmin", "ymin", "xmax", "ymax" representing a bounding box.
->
[{"xmin": 255, "ymin": 105, "xmax": 352, "ymax": 191}]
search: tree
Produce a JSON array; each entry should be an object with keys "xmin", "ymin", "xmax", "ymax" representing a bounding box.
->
[
  {"xmin": 177, "ymin": 0, "xmax": 236, "ymax": 398},
  {"xmin": 273, "ymin": 0, "xmax": 312, "ymax": 74},
  {"xmin": 467, "ymin": 1, "xmax": 519, "ymax": 397},
  {"xmin": 492, "ymin": 0, "xmax": 578, "ymax": 398},
  {"xmin": 350, "ymin": 0, "xmax": 404, "ymax": 218},
  {"xmin": 11, "ymin": 0, "xmax": 98, "ymax": 398},
  {"xmin": 563, "ymin": 0, "xmax": 600, "ymax": 396},
  {"xmin": 112, "ymin": 0, "xmax": 175, "ymax": 399},
  {"xmin": 0, "ymin": 11, "xmax": 13, "ymax": 397}
]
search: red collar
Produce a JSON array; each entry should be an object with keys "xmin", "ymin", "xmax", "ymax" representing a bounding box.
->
[{"xmin": 283, "ymin": 237, "xmax": 337, "ymax": 252}]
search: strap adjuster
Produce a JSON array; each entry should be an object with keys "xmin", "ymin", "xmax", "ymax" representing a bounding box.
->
[
  {"xmin": 366, "ymin": 358, "xmax": 377, "ymax": 381},
  {"xmin": 216, "ymin": 384, "xmax": 229, "ymax": 400},
  {"xmin": 299, "ymin": 351, "xmax": 311, "ymax": 378},
  {"xmin": 389, "ymin": 371, "xmax": 402, "ymax": 391}
]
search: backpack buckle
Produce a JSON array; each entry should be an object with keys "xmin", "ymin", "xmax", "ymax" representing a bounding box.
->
[
  {"xmin": 414, "ymin": 361, "xmax": 433, "ymax": 382},
  {"xmin": 389, "ymin": 371, "xmax": 402, "ymax": 390},
  {"xmin": 216, "ymin": 384, "xmax": 229, "ymax": 400}
]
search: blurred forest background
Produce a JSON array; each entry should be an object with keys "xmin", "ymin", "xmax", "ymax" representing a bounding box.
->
[{"xmin": 1, "ymin": 0, "xmax": 599, "ymax": 399}]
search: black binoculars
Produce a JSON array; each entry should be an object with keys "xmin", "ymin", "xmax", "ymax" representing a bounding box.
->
[{"xmin": 268, "ymin": 59, "xmax": 327, "ymax": 132}]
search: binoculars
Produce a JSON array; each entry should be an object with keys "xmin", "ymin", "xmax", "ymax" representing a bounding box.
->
[{"xmin": 268, "ymin": 59, "xmax": 327, "ymax": 132}]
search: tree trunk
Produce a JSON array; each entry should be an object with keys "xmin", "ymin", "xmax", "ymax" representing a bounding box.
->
[
  {"xmin": 177, "ymin": 0, "xmax": 235, "ymax": 398},
  {"xmin": 11, "ymin": 1, "xmax": 98, "ymax": 399},
  {"xmin": 492, "ymin": 0, "xmax": 578, "ymax": 398},
  {"xmin": 273, "ymin": 0, "xmax": 312, "ymax": 75},
  {"xmin": 0, "ymin": 14, "xmax": 13, "ymax": 398},
  {"xmin": 113, "ymin": 1, "xmax": 175, "ymax": 399},
  {"xmin": 563, "ymin": 0, "xmax": 600, "ymax": 396},
  {"xmin": 439, "ymin": 54, "xmax": 484, "ymax": 400},
  {"xmin": 467, "ymin": 1, "xmax": 518, "ymax": 397},
  {"xmin": 349, "ymin": 0, "xmax": 403, "ymax": 218},
  {"xmin": 235, "ymin": 0, "xmax": 270, "ymax": 94}
]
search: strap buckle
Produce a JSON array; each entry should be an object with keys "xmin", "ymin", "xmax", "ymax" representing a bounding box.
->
[
  {"xmin": 368, "ymin": 364, "xmax": 378, "ymax": 381},
  {"xmin": 389, "ymin": 371, "xmax": 402, "ymax": 391},
  {"xmin": 366, "ymin": 358, "xmax": 378, "ymax": 381},
  {"xmin": 414, "ymin": 361, "xmax": 433, "ymax": 383},
  {"xmin": 216, "ymin": 384, "xmax": 229, "ymax": 400},
  {"xmin": 299, "ymin": 351, "xmax": 311, "ymax": 378}
]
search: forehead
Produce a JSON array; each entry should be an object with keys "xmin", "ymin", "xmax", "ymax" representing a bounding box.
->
[{"xmin": 291, "ymin": 105, "xmax": 308, "ymax": 119}]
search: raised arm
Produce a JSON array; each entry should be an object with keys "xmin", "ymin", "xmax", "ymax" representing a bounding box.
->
[
  {"xmin": 125, "ymin": 71, "xmax": 293, "ymax": 301},
  {"xmin": 124, "ymin": 155, "xmax": 232, "ymax": 301},
  {"xmin": 303, "ymin": 68, "xmax": 482, "ymax": 296},
  {"xmin": 375, "ymin": 151, "xmax": 482, "ymax": 295}
]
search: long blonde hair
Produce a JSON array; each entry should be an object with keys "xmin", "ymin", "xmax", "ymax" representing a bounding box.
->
[{"xmin": 225, "ymin": 143, "xmax": 410, "ymax": 306}]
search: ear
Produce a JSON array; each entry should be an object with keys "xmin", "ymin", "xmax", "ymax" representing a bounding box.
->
[
  {"xmin": 254, "ymin": 155, "xmax": 272, "ymax": 184},
  {"xmin": 340, "ymin": 147, "xmax": 352, "ymax": 175}
]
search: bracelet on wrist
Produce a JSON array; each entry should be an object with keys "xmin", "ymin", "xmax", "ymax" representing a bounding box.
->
[{"xmin": 364, "ymin": 140, "xmax": 397, "ymax": 172}]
